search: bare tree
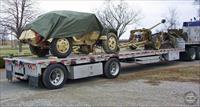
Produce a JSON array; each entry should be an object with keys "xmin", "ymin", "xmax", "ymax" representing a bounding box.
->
[
  {"xmin": 165, "ymin": 8, "xmax": 179, "ymax": 29},
  {"xmin": 0, "ymin": 27, "xmax": 9, "ymax": 45},
  {"xmin": 0, "ymin": 0, "xmax": 38, "ymax": 52},
  {"xmin": 96, "ymin": 0, "xmax": 141, "ymax": 38}
]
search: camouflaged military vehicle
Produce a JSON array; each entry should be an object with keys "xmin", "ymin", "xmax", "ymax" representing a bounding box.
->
[{"xmin": 19, "ymin": 11, "xmax": 119, "ymax": 58}]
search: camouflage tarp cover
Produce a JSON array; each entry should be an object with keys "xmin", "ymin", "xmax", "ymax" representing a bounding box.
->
[{"xmin": 24, "ymin": 10, "xmax": 103, "ymax": 39}]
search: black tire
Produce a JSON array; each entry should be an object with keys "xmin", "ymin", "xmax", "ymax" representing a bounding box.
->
[
  {"xmin": 102, "ymin": 32, "xmax": 119, "ymax": 54},
  {"xmin": 185, "ymin": 47, "xmax": 196, "ymax": 61},
  {"xmin": 103, "ymin": 58, "xmax": 121, "ymax": 79},
  {"xmin": 50, "ymin": 38, "xmax": 72, "ymax": 58},
  {"xmin": 29, "ymin": 45, "xmax": 49, "ymax": 57},
  {"xmin": 195, "ymin": 47, "xmax": 200, "ymax": 60},
  {"xmin": 42, "ymin": 64, "xmax": 67, "ymax": 89}
]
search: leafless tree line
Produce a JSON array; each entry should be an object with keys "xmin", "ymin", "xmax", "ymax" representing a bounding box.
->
[
  {"xmin": 96, "ymin": 0, "xmax": 141, "ymax": 38},
  {"xmin": 0, "ymin": 0, "xmax": 37, "ymax": 51},
  {"xmin": 165, "ymin": 8, "xmax": 179, "ymax": 29}
]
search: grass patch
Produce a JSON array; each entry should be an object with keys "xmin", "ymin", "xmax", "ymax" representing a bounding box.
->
[
  {"xmin": 116, "ymin": 65, "xmax": 200, "ymax": 84},
  {"xmin": 0, "ymin": 46, "xmax": 32, "ymax": 68},
  {"xmin": 0, "ymin": 48, "xmax": 31, "ymax": 57}
]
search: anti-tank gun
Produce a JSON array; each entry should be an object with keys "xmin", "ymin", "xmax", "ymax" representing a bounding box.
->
[{"xmin": 119, "ymin": 19, "xmax": 166, "ymax": 50}]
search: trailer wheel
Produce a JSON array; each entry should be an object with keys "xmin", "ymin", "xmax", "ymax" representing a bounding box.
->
[
  {"xmin": 103, "ymin": 58, "xmax": 121, "ymax": 79},
  {"xmin": 195, "ymin": 47, "xmax": 200, "ymax": 60},
  {"xmin": 42, "ymin": 64, "xmax": 67, "ymax": 89},
  {"xmin": 186, "ymin": 47, "xmax": 196, "ymax": 61}
]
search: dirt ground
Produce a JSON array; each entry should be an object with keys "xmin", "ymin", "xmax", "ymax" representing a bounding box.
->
[{"xmin": 0, "ymin": 61, "xmax": 200, "ymax": 106}]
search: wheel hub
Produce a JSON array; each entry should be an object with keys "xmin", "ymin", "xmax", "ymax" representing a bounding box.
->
[
  {"xmin": 49, "ymin": 68, "xmax": 64, "ymax": 86},
  {"xmin": 110, "ymin": 62, "xmax": 119, "ymax": 76},
  {"xmin": 56, "ymin": 38, "xmax": 69, "ymax": 53},
  {"xmin": 51, "ymin": 73, "xmax": 57, "ymax": 80},
  {"xmin": 108, "ymin": 37, "xmax": 117, "ymax": 50}
]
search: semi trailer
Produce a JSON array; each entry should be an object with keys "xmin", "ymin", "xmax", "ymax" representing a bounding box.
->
[{"xmin": 4, "ymin": 20, "xmax": 200, "ymax": 89}]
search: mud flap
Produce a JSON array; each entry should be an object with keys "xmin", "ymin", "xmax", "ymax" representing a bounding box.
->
[
  {"xmin": 28, "ymin": 76, "xmax": 39, "ymax": 87},
  {"xmin": 6, "ymin": 70, "xmax": 13, "ymax": 81}
]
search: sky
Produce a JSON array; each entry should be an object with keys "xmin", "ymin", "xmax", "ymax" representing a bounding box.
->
[
  {"xmin": 34, "ymin": 0, "xmax": 199, "ymax": 39},
  {"xmin": 36, "ymin": 0, "xmax": 198, "ymax": 39}
]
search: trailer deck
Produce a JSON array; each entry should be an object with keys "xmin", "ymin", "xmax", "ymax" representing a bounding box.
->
[
  {"xmin": 4, "ymin": 48, "xmax": 184, "ymax": 65},
  {"xmin": 4, "ymin": 48, "xmax": 185, "ymax": 89}
]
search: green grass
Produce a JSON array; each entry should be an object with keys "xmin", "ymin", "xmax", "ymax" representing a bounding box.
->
[
  {"xmin": 0, "ymin": 49, "xmax": 31, "ymax": 57},
  {"xmin": 0, "ymin": 45, "xmax": 32, "ymax": 68},
  {"xmin": 0, "ymin": 45, "xmax": 31, "ymax": 57}
]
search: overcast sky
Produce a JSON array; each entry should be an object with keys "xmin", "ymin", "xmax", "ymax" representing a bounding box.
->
[{"xmin": 36, "ymin": 0, "xmax": 198, "ymax": 39}]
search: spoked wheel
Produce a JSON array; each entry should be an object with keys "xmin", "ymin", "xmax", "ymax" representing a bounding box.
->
[
  {"xmin": 42, "ymin": 64, "xmax": 67, "ymax": 89},
  {"xmin": 49, "ymin": 68, "xmax": 64, "ymax": 86},
  {"xmin": 102, "ymin": 32, "xmax": 119, "ymax": 53},
  {"xmin": 50, "ymin": 38, "xmax": 72, "ymax": 58},
  {"xmin": 103, "ymin": 58, "xmax": 121, "ymax": 79}
]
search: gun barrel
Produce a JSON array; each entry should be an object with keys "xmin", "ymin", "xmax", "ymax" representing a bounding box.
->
[
  {"xmin": 149, "ymin": 22, "xmax": 162, "ymax": 30},
  {"xmin": 149, "ymin": 19, "xmax": 166, "ymax": 30}
]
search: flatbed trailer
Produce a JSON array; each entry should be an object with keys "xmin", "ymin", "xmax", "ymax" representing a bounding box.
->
[
  {"xmin": 4, "ymin": 48, "xmax": 185, "ymax": 89},
  {"xmin": 4, "ymin": 20, "xmax": 200, "ymax": 89}
]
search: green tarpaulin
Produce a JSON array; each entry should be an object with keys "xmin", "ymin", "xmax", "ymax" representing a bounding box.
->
[{"xmin": 24, "ymin": 10, "xmax": 103, "ymax": 39}]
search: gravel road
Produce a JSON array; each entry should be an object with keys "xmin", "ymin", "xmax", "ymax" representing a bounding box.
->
[{"xmin": 0, "ymin": 61, "xmax": 200, "ymax": 106}]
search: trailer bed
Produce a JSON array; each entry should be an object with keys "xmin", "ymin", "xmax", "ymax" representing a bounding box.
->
[
  {"xmin": 4, "ymin": 48, "xmax": 185, "ymax": 88},
  {"xmin": 4, "ymin": 48, "xmax": 184, "ymax": 66}
]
